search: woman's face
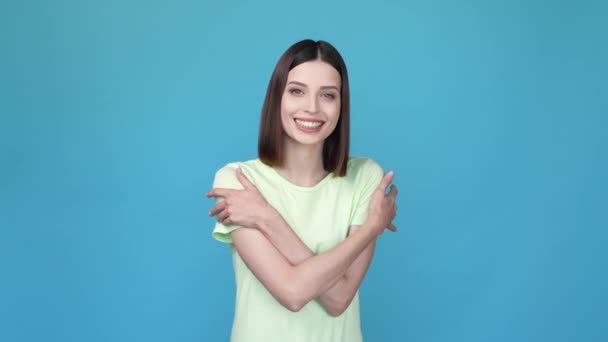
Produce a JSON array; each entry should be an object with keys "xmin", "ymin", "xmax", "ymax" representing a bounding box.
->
[{"xmin": 280, "ymin": 60, "xmax": 341, "ymax": 148}]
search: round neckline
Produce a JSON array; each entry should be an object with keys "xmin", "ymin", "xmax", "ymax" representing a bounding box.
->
[{"xmin": 255, "ymin": 159, "xmax": 335, "ymax": 192}]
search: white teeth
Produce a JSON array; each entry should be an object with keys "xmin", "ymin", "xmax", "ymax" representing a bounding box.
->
[{"xmin": 295, "ymin": 119, "xmax": 323, "ymax": 128}]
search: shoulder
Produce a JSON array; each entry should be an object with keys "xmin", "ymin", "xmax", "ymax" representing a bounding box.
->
[
  {"xmin": 346, "ymin": 157, "xmax": 384, "ymax": 179},
  {"xmin": 343, "ymin": 157, "xmax": 385, "ymax": 193},
  {"xmin": 212, "ymin": 159, "xmax": 259, "ymax": 188},
  {"xmin": 214, "ymin": 159, "xmax": 259, "ymax": 175}
]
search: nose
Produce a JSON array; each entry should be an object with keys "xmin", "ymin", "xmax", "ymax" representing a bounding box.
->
[{"xmin": 305, "ymin": 94, "xmax": 320, "ymax": 114}]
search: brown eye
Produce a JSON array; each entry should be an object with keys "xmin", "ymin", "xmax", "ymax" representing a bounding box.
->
[
  {"xmin": 322, "ymin": 93, "xmax": 336, "ymax": 100},
  {"xmin": 289, "ymin": 88, "xmax": 304, "ymax": 95}
]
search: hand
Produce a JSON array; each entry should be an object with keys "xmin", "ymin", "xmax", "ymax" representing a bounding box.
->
[
  {"xmin": 207, "ymin": 168, "xmax": 274, "ymax": 229},
  {"xmin": 365, "ymin": 171, "xmax": 398, "ymax": 235}
]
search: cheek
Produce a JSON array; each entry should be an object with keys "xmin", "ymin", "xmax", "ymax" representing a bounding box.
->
[
  {"xmin": 323, "ymin": 100, "xmax": 341, "ymax": 119},
  {"xmin": 281, "ymin": 96, "xmax": 300, "ymax": 115},
  {"xmin": 280, "ymin": 99, "xmax": 296, "ymax": 128}
]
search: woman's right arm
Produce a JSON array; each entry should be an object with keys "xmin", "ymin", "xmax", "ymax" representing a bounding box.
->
[
  {"xmin": 230, "ymin": 172, "xmax": 396, "ymax": 312},
  {"xmin": 231, "ymin": 220, "xmax": 376, "ymax": 311},
  {"xmin": 257, "ymin": 215, "xmax": 382, "ymax": 316}
]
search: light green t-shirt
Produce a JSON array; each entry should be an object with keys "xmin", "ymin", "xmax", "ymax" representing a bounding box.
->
[{"xmin": 212, "ymin": 157, "xmax": 383, "ymax": 342}]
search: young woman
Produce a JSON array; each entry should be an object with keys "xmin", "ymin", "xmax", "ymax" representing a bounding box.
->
[{"xmin": 207, "ymin": 39, "xmax": 398, "ymax": 342}]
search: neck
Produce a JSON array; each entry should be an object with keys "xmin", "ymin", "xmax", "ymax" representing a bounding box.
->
[{"xmin": 275, "ymin": 138, "xmax": 328, "ymax": 187}]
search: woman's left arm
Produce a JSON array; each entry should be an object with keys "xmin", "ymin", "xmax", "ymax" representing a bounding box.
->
[{"xmin": 258, "ymin": 212, "xmax": 378, "ymax": 317}]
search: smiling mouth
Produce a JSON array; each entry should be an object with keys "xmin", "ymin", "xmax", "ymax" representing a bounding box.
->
[{"xmin": 294, "ymin": 118, "xmax": 324, "ymax": 129}]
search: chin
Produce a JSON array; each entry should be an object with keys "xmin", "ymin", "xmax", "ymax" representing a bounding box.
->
[{"xmin": 286, "ymin": 131, "xmax": 328, "ymax": 147}]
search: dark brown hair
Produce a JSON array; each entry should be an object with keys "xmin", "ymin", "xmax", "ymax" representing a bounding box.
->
[{"xmin": 258, "ymin": 39, "xmax": 350, "ymax": 177}]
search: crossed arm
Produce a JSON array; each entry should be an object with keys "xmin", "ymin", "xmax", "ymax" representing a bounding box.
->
[
  {"xmin": 243, "ymin": 211, "xmax": 379, "ymax": 316},
  {"xmin": 208, "ymin": 168, "xmax": 398, "ymax": 315}
]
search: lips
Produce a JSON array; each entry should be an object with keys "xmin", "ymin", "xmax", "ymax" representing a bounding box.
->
[{"xmin": 294, "ymin": 118, "xmax": 324, "ymax": 133}]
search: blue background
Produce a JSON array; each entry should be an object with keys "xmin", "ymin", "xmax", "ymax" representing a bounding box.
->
[{"xmin": 1, "ymin": 0, "xmax": 606, "ymax": 341}]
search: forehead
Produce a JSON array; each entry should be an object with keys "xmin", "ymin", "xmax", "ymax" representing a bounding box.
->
[{"xmin": 287, "ymin": 60, "xmax": 341, "ymax": 87}]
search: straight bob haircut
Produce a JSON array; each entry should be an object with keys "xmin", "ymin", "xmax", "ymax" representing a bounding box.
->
[{"xmin": 258, "ymin": 39, "xmax": 350, "ymax": 177}]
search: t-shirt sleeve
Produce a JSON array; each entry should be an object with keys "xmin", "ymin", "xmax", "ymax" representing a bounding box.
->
[
  {"xmin": 211, "ymin": 163, "xmax": 244, "ymax": 244},
  {"xmin": 349, "ymin": 159, "xmax": 385, "ymax": 226}
]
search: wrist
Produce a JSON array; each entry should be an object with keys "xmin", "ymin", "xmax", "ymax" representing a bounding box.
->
[
  {"xmin": 361, "ymin": 221, "xmax": 383, "ymax": 237},
  {"xmin": 257, "ymin": 206, "xmax": 279, "ymax": 234}
]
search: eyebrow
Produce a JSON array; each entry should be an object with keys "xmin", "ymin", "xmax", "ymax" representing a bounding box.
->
[{"xmin": 287, "ymin": 81, "xmax": 340, "ymax": 91}]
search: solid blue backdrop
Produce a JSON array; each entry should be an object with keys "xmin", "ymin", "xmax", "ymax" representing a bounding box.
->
[{"xmin": 1, "ymin": 0, "xmax": 606, "ymax": 341}]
